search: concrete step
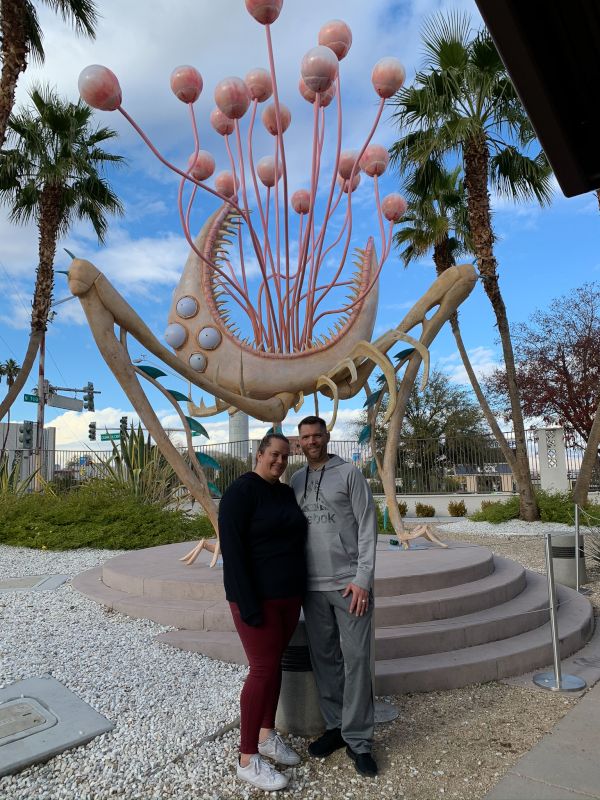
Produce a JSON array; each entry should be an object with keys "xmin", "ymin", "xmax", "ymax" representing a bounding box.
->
[
  {"xmin": 374, "ymin": 556, "xmax": 526, "ymax": 625},
  {"xmin": 375, "ymin": 570, "xmax": 549, "ymax": 659},
  {"xmin": 375, "ymin": 586, "xmax": 594, "ymax": 693},
  {"xmin": 101, "ymin": 542, "xmax": 225, "ymax": 601},
  {"xmin": 156, "ymin": 629, "xmax": 247, "ymax": 665},
  {"xmin": 373, "ymin": 543, "xmax": 494, "ymax": 595},
  {"xmin": 72, "ymin": 567, "xmax": 235, "ymax": 631},
  {"xmin": 97, "ymin": 540, "xmax": 495, "ymax": 602}
]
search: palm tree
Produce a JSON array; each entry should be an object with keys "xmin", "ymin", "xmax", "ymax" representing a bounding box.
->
[
  {"xmin": 0, "ymin": 85, "xmax": 124, "ymax": 422},
  {"xmin": 389, "ymin": 12, "xmax": 553, "ymax": 520},
  {"xmin": 0, "ymin": 357, "xmax": 21, "ymax": 452},
  {"xmin": 0, "ymin": 0, "xmax": 97, "ymax": 148},
  {"xmin": 393, "ymin": 160, "xmax": 525, "ymax": 479}
]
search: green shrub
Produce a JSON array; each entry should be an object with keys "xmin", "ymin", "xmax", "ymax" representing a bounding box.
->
[
  {"xmin": 0, "ymin": 479, "xmax": 214, "ymax": 550},
  {"xmin": 470, "ymin": 496, "xmax": 520, "ymax": 523},
  {"xmin": 448, "ymin": 500, "xmax": 467, "ymax": 517},
  {"xmin": 415, "ymin": 502, "xmax": 435, "ymax": 517},
  {"xmin": 469, "ymin": 491, "xmax": 600, "ymax": 525},
  {"xmin": 376, "ymin": 501, "xmax": 408, "ymax": 531}
]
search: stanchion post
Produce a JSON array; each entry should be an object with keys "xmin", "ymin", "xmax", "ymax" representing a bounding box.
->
[
  {"xmin": 533, "ymin": 532, "xmax": 586, "ymax": 693},
  {"xmin": 575, "ymin": 503, "xmax": 580, "ymax": 592}
]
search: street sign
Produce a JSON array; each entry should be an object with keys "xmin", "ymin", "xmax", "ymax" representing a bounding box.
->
[
  {"xmin": 24, "ymin": 394, "xmax": 39, "ymax": 403},
  {"xmin": 47, "ymin": 394, "xmax": 84, "ymax": 412},
  {"xmin": 100, "ymin": 433, "xmax": 120, "ymax": 441}
]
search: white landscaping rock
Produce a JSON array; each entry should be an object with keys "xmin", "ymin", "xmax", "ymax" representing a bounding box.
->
[
  {"xmin": 0, "ymin": 545, "xmax": 246, "ymax": 799},
  {"xmin": 437, "ymin": 519, "xmax": 578, "ymax": 537}
]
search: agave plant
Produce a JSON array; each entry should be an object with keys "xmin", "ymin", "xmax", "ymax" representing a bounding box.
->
[
  {"xmin": 0, "ymin": 451, "xmax": 38, "ymax": 496},
  {"xmin": 98, "ymin": 423, "xmax": 187, "ymax": 508}
]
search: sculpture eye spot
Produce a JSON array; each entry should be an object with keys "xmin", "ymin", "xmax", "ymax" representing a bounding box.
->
[
  {"xmin": 164, "ymin": 322, "xmax": 187, "ymax": 349},
  {"xmin": 198, "ymin": 327, "xmax": 222, "ymax": 350},
  {"xmin": 176, "ymin": 296, "xmax": 199, "ymax": 319},
  {"xmin": 189, "ymin": 353, "xmax": 207, "ymax": 372}
]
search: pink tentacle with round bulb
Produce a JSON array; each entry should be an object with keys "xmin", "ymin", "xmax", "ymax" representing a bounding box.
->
[
  {"xmin": 308, "ymin": 97, "xmax": 385, "ymax": 331},
  {"xmin": 265, "ymin": 24, "xmax": 291, "ymax": 348}
]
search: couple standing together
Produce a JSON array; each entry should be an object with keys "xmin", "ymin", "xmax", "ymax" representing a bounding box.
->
[{"xmin": 219, "ymin": 416, "xmax": 378, "ymax": 792}]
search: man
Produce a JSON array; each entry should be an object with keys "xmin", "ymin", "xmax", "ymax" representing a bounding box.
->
[{"xmin": 290, "ymin": 415, "xmax": 378, "ymax": 777}]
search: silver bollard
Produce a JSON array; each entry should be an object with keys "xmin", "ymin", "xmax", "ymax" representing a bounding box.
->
[
  {"xmin": 533, "ymin": 533, "xmax": 586, "ymax": 692},
  {"xmin": 575, "ymin": 503, "xmax": 580, "ymax": 592}
]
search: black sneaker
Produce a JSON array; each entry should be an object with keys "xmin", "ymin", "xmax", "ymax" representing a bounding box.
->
[
  {"xmin": 308, "ymin": 728, "xmax": 345, "ymax": 758},
  {"xmin": 346, "ymin": 746, "xmax": 378, "ymax": 777}
]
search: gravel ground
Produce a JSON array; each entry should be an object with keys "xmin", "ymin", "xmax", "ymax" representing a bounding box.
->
[{"xmin": 0, "ymin": 529, "xmax": 598, "ymax": 800}]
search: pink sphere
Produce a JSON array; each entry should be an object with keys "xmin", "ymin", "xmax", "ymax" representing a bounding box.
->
[
  {"xmin": 338, "ymin": 173, "xmax": 361, "ymax": 194},
  {"xmin": 291, "ymin": 189, "xmax": 310, "ymax": 214},
  {"xmin": 371, "ymin": 57, "xmax": 406, "ymax": 99},
  {"xmin": 262, "ymin": 102, "xmax": 291, "ymax": 135},
  {"xmin": 215, "ymin": 170, "xmax": 239, "ymax": 198},
  {"xmin": 382, "ymin": 193, "xmax": 408, "ymax": 222},
  {"xmin": 338, "ymin": 150, "xmax": 360, "ymax": 180},
  {"xmin": 301, "ymin": 45, "xmax": 338, "ymax": 93},
  {"xmin": 170, "ymin": 65, "xmax": 203, "ymax": 104},
  {"xmin": 298, "ymin": 77, "xmax": 336, "ymax": 107},
  {"xmin": 188, "ymin": 150, "xmax": 215, "ymax": 181},
  {"xmin": 78, "ymin": 65, "xmax": 121, "ymax": 111},
  {"xmin": 318, "ymin": 20, "xmax": 352, "ymax": 60},
  {"xmin": 214, "ymin": 77, "xmax": 250, "ymax": 120},
  {"xmin": 360, "ymin": 144, "xmax": 389, "ymax": 177},
  {"xmin": 319, "ymin": 83, "xmax": 337, "ymax": 108},
  {"xmin": 210, "ymin": 107, "xmax": 234, "ymax": 136},
  {"xmin": 245, "ymin": 0, "xmax": 283, "ymax": 25},
  {"xmin": 257, "ymin": 156, "xmax": 281, "ymax": 187},
  {"xmin": 245, "ymin": 68, "xmax": 273, "ymax": 102}
]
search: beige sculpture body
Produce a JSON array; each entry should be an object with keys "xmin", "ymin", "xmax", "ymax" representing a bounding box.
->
[{"xmin": 72, "ymin": 5, "xmax": 477, "ymax": 563}]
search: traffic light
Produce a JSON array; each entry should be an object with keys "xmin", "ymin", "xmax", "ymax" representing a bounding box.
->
[
  {"xmin": 88, "ymin": 422, "xmax": 96, "ymax": 441},
  {"xmin": 18, "ymin": 420, "xmax": 34, "ymax": 450},
  {"xmin": 83, "ymin": 381, "xmax": 95, "ymax": 412},
  {"xmin": 119, "ymin": 416, "xmax": 128, "ymax": 439}
]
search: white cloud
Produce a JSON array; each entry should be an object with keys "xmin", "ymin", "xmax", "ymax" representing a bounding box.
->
[{"xmin": 438, "ymin": 346, "xmax": 500, "ymax": 385}]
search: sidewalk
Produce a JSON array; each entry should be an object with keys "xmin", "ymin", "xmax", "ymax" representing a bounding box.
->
[{"xmin": 485, "ymin": 631, "xmax": 600, "ymax": 800}]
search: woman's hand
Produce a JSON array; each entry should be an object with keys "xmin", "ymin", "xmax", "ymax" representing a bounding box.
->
[{"xmin": 342, "ymin": 583, "xmax": 369, "ymax": 616}]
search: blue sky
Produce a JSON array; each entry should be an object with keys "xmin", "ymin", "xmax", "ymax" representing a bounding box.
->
[{"xmin": 1, "ymin": 0, "xmax": 599, "ymax": 449}]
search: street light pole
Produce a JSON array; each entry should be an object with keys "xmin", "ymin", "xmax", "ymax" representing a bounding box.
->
[{"xmin": 35, "ymin": 331, "xmax": 46, "ymax": 483}]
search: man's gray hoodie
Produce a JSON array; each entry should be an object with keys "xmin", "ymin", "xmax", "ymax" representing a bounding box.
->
[{"xmin": 290, "ymin": 455, "xmax": 377, "ymax": 592}]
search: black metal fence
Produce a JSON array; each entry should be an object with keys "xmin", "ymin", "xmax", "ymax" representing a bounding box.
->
[{"xmin": 3, "ymin": 429, "xmax": 550, "ymax": 496}]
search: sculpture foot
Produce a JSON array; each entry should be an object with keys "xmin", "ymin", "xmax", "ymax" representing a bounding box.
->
[{"xmin": 399, "ymin": 524, "xmax": 448, "ymax": 549}]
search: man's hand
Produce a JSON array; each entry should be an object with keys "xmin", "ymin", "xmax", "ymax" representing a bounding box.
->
[{"xmin": 342, "ymin": 583, "xmax": 370, "ymax": 616}]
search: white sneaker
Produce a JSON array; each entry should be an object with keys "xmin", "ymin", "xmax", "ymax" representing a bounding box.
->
[
  {"xmin": 236, "ymin": 754, "xmax": 289, "ymax": 791},
  {"xmin": 258, "ymin": 731, "xmax": 301, "ymax": 766}
]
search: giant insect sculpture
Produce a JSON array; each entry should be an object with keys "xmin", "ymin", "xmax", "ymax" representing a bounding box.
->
[{"xmin": 70, "ymin": 0, "xmax": 476, "ymax": 564}]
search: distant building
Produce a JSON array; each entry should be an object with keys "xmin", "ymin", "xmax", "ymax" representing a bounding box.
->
[{"xmin": 453, "ymin": 463, "xmax": 515, "ymax": 493}]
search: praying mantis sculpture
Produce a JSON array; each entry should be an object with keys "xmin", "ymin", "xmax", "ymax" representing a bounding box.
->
[{"xmin": 69, "ymin": 0, "xmax": 477, "ymax": 564}]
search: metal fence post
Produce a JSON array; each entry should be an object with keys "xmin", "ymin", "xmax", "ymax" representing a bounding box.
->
[{"xmin": 533, "ymin": 533, "xmax": 586, "ymax": 693}]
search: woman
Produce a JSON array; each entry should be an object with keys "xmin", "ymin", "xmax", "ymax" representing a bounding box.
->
[{"xmin": 219, "ymin": 432, "xmax": 307, "ymax": 792}]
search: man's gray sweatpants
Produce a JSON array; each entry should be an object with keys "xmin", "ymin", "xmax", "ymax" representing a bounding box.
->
[{"xmin": 303, "ymin": 589, "xmax": 374, "ymax": 754}]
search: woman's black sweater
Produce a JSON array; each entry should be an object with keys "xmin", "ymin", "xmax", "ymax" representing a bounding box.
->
[{"xmin": 218, "ymin": 471, "xmax": 307, "ymax": 626}]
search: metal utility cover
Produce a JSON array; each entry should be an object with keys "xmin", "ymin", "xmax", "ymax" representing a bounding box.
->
[
  {"xmin": 0, "ymin": 699, "xmax": 57, "ymax": 745},
  {"xmin": 0, "ymin": 675, "xmax": 114, "ymax": 777},
  {"xmin": 0, "ymin": 575, "xmax": 69, "ymax": 593}
]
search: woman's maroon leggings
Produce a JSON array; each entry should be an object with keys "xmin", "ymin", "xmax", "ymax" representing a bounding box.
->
[{"xmin": 230, "ymin": 596, "xmax": 302, "ymax": 754}]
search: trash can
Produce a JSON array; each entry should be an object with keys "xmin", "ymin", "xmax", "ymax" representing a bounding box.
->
[
  {"xmin": 550, "ymin": 532, "xmax": 587, "ymax": 589},
  {"xmin": 275, "ymin": 616, "xmax": 325, "ymax": 736}
]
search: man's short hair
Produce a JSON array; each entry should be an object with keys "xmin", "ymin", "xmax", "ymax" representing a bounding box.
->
[{"xmin": 298, "ymin": 415, "xmax": 327, "ymax": 432}]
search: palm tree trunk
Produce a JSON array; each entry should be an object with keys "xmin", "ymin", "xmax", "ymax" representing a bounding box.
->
[
  {"xmin": 433, "ymin": 239, "xmax": 520, "ymax": 478},
  {"xmin": 463, "ymin": 134, "xmax": 538, "ymax": 520},
  {"xmin": 450, "ymin": 313, "xmax": 519, "ymax": 475},
  {"xmin": 0, "ymin": 0, "xmax": 28, "ymax": 148},
  {"xmin": 573, "ymin": 399, "xmax": 600, "ymax": 507},
  {"xmin": 0, "ymin": 331, "xmax": 42, "ymax": 422},
  {"xmin": 0, "ymin": 185, "xmax": 62, "ymax": 423}
]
